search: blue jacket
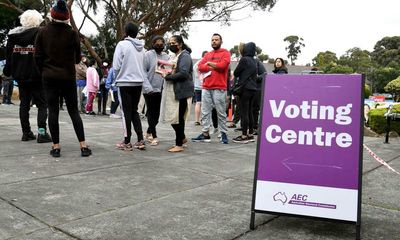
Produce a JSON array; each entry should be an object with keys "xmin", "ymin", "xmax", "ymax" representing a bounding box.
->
[{"xmin": 105, "ymin": 68, "xmax": 117, "ymax": 91}]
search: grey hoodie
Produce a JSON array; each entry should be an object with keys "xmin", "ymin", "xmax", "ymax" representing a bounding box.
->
[
  {"xmin": 112, "ymin": 37, "xmax": 152, "ymax": 92},
  {"xmin": 144, "ymin": 49, "xmax": 170, "ymax": 93}
]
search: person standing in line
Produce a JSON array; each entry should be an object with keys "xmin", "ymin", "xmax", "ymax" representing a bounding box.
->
[
  {"xmin": 105, "ymin": 66, "xmax": 121, "ymax": 119},
  {"xmin": 1, "ymin": 76, "xmax": 14, "ymax": 105},
  {"xmin": 193, "ymin": 50, "xmax": 208, "ymax": 126},
  {"xmin": 75, "ymin": 56, "xmax": 88, "ymax": 113},
  {"xmin": 97, "ymin": 60, "xmax": 109, "ymax": 115},
  {"xmin": 85, "ymin": 59, "xmax": 99, "ymax": 115},
  {"xmin": 191, "ymin": 33, "xmax": 230, "ymax": 144},
  {"xmin": 143, "ymin": 35, "xmax": 170, "ymax": 146},
  {"xmin": 34, "ymin": 0, "xmax": 92, "ymax": 157},
  {"xmin": 163, "ymin": 35, "xmax": 194, "ymax": 153},
  {"xmin": 232, "ymin": 42, "xmax": 258, "ymax": 144},
  {"xmin": 252, "ymin": 57, "xmax": 267, "ymax": 135},
  {"xmin": 272, "ymin": 58, "xmax": 288, "ymax": 74},
  {"xmin": 3, "ymin": 9, "xmax": 52, "ymax": 143},
  {"xmin": 113, "ymin": 22, "xmax": 152, "ymax": 151}
]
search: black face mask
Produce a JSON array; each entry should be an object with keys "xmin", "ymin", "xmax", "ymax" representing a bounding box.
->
[
  {"xmin": 153, "ymin": 45, "xmax": 164, "ymax": 53},
  {"xmin": 169, "ymin": 45, "xmax": 179, "ymax": 53}
]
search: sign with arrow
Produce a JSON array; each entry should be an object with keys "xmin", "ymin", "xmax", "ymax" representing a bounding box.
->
[{"xmin": 251, "ymin": 74, "xmax": 364, "ymax": 229}]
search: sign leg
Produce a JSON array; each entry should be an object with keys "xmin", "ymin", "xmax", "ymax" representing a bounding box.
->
[
  {"xmin": 356, "ymin": 223, "xmax": 361, "ymax": 240},
  {"xmin": 250, "ymin": 211, "xmax": 255, "ymax": 230}
]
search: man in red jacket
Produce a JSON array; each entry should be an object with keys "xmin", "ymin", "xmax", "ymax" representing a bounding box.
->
[{"xmin": 191, "ymin": 33, "xmax": 230, "ymax": 144}]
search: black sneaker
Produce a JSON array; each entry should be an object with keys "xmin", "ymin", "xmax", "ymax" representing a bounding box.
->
[
  {"xmin": 21, "ymin": 131, "xmax": 36, "ymax": 141},
  {"xmin": 232, "ymin": 135, "xmax": 249, "ymax": 144},
  {"xmin": 81, "ymin": 147, "xmax": 92, "ymax": 157},
  {"xmin": 50, "ymin": 148, "xmax": 61, "ymax": 157},
  {"xmin": 37, "ymin": 133, "xmax": 52, "ymax": 143},
  {"xmin": 191, "ymin": 133, "xmax": 211, "ymax": 143},
  {"xmin": 247, "ymin": 135, "xmax": 255, "ymax": 142}
]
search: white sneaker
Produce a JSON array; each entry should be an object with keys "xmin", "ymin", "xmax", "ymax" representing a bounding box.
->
[{"xmin": 110, "ymin": 114, "xmax": 121, "ymax": 119}]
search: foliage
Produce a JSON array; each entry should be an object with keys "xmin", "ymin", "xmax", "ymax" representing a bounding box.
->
[
  {"xmin": 384, "ymin": 76, "xmax": 400, "ymax": 101},
  {"xmin": 338, "ymin": 47, "xmax": 372, "ymax": 74},
  {"xmin": 73, "ymin": 0, "xmax": 277, "ymax": 60},
  {"xmin": 322, "ymin": 63, "xmax": 353, "ymax": 74},
  {"xmin": 368, "ymin": 104, "xmax": 400, "ymax": 134},
  {"xmin": 312, "ymin": 51, "xmax": 337, "ymax": 70},
  {"xmin": 371, "ymin": 36, "xmax": 400, "ymax": 69},
  {"xmin": 369, "ymin": 67, "xmax": 400, "ymax": 93},
  {"xmin": 257, "ymin": 53, "xmax": 269, "ymax": 62},
  {"xmin": 364, "ymin": 84, "xmax": 372, "ymax": 99},
  {"xmin": 283, "ymin": 35, "xmax": 305, "ymax": 65},
  {"xmin": 229, "ymin": 43, "xmax": 268, "ymax": 62}
]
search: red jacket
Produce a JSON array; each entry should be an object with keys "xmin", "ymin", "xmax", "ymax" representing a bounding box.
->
[{"xmin": 198, "ymin": 48, "xmax": 231, "ymax": 90}]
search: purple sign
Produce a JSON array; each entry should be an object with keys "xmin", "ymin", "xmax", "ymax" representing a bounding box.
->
[{"xmin": 257, "ymin": 74, "xmax": 363, "ymax": 190}]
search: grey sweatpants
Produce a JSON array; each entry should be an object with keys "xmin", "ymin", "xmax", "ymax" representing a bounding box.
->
[{"xmin": 201, "ymin": 89, "xmax": 228, "ymax": 134}]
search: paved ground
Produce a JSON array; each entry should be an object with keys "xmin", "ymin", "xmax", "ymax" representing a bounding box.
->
[{"xmin": 0, "ymin": 102, "xmax": 399, "ymax": 240}]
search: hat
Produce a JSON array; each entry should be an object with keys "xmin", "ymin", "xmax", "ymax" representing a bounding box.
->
[{"xmin": 51, "ymin": 0, "xmax": 70, "ymax": 21}]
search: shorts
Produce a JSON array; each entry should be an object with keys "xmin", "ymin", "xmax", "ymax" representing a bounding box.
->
[{"xmin": 194, "ymin": 90, "xmax": 202, "ymax": 102}]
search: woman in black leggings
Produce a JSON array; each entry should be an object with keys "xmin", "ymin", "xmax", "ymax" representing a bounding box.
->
[{"xmin": 34, "ymin": 0, "xmax": 91, "ymax": 157}]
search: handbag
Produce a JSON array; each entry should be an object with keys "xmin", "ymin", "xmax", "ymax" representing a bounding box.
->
[{"xmin": 231, "ymin": 81, "xmax": 244, "ymax": 96}]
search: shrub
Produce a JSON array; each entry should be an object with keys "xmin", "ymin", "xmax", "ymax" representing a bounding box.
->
[
  {"xmin": 364, "ymin": 84, "xmax": 371, "ymax": 98},
  {"xmin": 368, "ymin": 104, "xmax": 400, "ymax": 134}
]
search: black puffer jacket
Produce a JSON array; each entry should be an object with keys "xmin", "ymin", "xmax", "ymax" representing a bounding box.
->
[
  {"xmin": 233, "ymin": 42, "xmax": 258, "ymax": 91},
  {"xmin": 4, "ymin": 27, "xmax": 41, "ymax": 82}
]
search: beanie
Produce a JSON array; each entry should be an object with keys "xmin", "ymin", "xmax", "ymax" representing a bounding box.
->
[{"xmin": 51, "ymin": 0, "xmax": 70, "ymax": 21}]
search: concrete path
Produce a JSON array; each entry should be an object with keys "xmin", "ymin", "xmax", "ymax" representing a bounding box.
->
[{"xmin": 0, "ymin": 103, "xmax": 399, "ymax": 240}]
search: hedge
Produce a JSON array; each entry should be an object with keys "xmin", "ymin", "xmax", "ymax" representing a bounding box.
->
[{"xmin": 368, "ymin": 104, "xmax": 400, "ymax": 134}]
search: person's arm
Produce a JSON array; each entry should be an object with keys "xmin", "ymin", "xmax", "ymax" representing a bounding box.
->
[
  {"xmin": 208, "ymin": 50, "xmax": 231, "ymax": 73},
  {"xmin": 105, "ymin": 68, "xmax": 114, "ymax": 89},
  {"xmin": 233, "ymin": 57, "xmax": 247, "ymax": 78},
  {"xmin": 142, "ymin": 52, "xmax": 153, "ymax": 94},
  {"xmin": 112, "ymin": 42, "xmax": 123, "ymax": 79},
  {"xmin": 165, "ymin": 53, "xmax": 192, "ymax": 82},
  {"xmin": 197, "ymin": 53, "xmax": 210, "ymax": 73},
  {"xmin": 34, "ymin": 28, "xmax": 44, "ymax": 74},
  {"xmin": 73, "ymin": 30, "xmax": 81, "ymax": 64},
  {"xmin": 3, "ymin": 35, "xmax": 14, "ymax": 77}
]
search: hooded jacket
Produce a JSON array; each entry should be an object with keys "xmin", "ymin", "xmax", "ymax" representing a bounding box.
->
[
  {"xmin": 197, "ymin": 48, "xmax": 230, "ymax": 90},
  {"xmin": 233, "ymin": 42, "xmax": 258, "ymax": 91},
  {"xmin": 112, "ymin": 37, "xmax": 152, "ymax": 93},
  {"xmin": 144, "ymin": 49, "xmax": 170, "ymax": 93},
  {"xmin": 34, "ymin": 21, "xmax": 81, "ymax": 82},
  {"xmin": 4, "ymin": 27, "xmax": 41, "ymax": 82}
]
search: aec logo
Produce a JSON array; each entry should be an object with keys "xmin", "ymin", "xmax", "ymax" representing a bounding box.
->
[{"xmin": 273, "ymin": 192, "xmax": 288, "ymax": 205}]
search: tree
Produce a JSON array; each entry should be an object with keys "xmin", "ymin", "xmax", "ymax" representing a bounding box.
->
[
  {"xmin": 312, "ymin": 51, "xmax": 338, "ymax": 70},
  {"xmin": 371, "ymin": 36, "xmax": 400, "ymax": 69},
  {"xmin": 369, "ymin": 67, "xmax": 400, "ymax": 93},
  {"xmin": 324, "ymin": 63, "xmax": 353, "ymax": 74},
  {"xmin": 384, "ymin": 76, "xmax": 400, "ymax": 101},
  {"xmin": 229, "ymin": 43, "xmax": 269, "ymax": 62},
  {"xmin": 284, "ymin": 35, "xmax": 305, "ymax": 65},
  {"xmin": 72, "ymin": 0, "xmax": 277, "ymax": 62},
  {"xmin": 338, "ymin": 47, "xmax": 372, "ymax": 74}
]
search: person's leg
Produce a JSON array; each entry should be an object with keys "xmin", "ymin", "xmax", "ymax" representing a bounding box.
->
[
  {"xmin": 194, "ymin": 90, "xmax": 202, "ymax": 124},
  {"xmin": 200, "ymin": 89, "xmax": 213, "ymax": 133},
  {"xmin": 62, "ymin": 81, "xmax": 85, "ymax": 143},
  {"xmin": 110, "ymin": 90, "xmax": 119, "ymax": 114},
  {"xmin": 119, "ymin": 87, "xmax": 133, "ymax": 144},
  {"xmin": 177, "ymin": 98, "xmax": 188, "ymax": 146},
  {"xmin": 85, "ymin": 92, "xmax": 96, "ymax": 113},
  {"xmin": 18, "ymin": 83, "xmax": 33, "ymax": 135},
  {"xmin": 252, "ymin": 90, "xmax": 261, "ymax": 130},
  {"xmin": 233, "ymin": 95, "xmax": 241, "ymax": 124},
  {"xmin": 247, "ymin": 92, "xmax": 255, "ymax": 135},
  {"xmin": 213, "ymin": 90, "xmax": 228, "ymax": 134},
  {"xmin": 7, "ymin": 80, "xmax": 14, "ymax": 103},
  {"xmin": 2, "ymin": 80, "xmax": 10, "ymax": 103},
  {"xmin": 31, "ymin": 82, "xmax": 48, "ymax": 131},
  {"xmin": 144, "ymin": 92, "xmax": 162, "ymax": 138},
  {"xmin": 101, "ymin": 85, "xmax": 108, "ymax": 114},
  {"xmin": 97, "ymin": 87, "xmax": 102, "ymax": 114},
  {"xmin": 131, "ymin": 86, "xmax": 144, "ymax": 142},
  {"xmin": 44, "ymin": 83, "xmax": 60, "ymax": 145},
  {"xmin": 239, "ymin": 90, "xmax": 251, "ymax": 136}
]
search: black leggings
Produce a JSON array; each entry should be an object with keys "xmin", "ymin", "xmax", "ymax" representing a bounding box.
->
[
  {"xmin": 144, "ymin": 92, "xmax": 162, "ymax": 138},
  {"xmin": 119, "ymin": 86, "xmax": 143, "ymax": 144},
  {"xmin": 44, "ymin": 80, "xmax": 85, "ymax": 144},
  {"xmin": 239, "ymin": 89, "xmax": 255, "ymax": 135},
  {"xmin": 171, "ymin": 98, "xmax": 188, "ymax": 147}
]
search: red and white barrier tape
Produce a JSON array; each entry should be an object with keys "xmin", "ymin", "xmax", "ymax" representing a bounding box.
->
[{"xmin": 363, "ymin": 144, "xmax": 400, "ymax": 175}]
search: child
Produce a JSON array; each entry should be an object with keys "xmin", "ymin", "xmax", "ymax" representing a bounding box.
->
[{"xmin": 85, "ymin": 59, "xmax": 99, "ymax": 115}]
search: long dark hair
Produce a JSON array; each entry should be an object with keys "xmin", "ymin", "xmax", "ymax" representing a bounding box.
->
[{"xmin": 171, "ymin": 35, "xmax": 192, "ymax": 54}]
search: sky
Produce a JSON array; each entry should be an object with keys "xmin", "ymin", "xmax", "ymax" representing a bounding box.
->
[{"xmin": 77, "ymin": 0, "xmax": 400, "ymax": 65}]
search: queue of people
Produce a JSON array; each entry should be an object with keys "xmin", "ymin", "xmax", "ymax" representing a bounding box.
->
[{"xmin": 2, "ymin": 0, "xmax": 289, "ymax": 158}]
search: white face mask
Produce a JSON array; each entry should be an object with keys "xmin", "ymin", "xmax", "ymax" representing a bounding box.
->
[{"xmin": 103, "ymin": 62, "xmax": 108, "ymax": 67}]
